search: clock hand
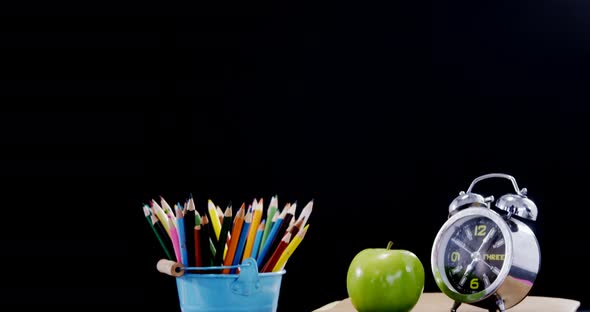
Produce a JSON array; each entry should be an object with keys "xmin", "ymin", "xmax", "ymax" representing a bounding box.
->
[
  {"xmin": 451, "ymin": 237, "xmax": 474, "ymax": 254},
  {"xmin": 476, "ymin": 227, "xmax": 497, "ymax": 254},
  {"xmin": 458, "ymin": 261, "xmax": 476, "ymax": 287},
  {"xmin": 480, "ymin": 259, "xmax": 501, "ymax": 275}
]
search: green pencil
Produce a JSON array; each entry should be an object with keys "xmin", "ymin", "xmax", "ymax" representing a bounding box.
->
[
  {"xmin": 195, "ymin": 209, "xmax": 202, "ymax": 226},
  {"xmin": 258, "ymin": 196, "xmax": 278, "ymax": 257},
  {"xmin": 143, "ymin": 205, "xmax": 172, "ymax": 259}
]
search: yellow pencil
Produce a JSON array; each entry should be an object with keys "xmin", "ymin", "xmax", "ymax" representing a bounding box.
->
[
  {"xmin": 242, "ymin": 198, "xmax": 263, "ymax": 260},
  {"xmin": 151, "ymin": 199, "xmax": 171, "ymax": 235},
  {"xmin": 208, "ymin": 199, "xmax": 222, "ymax": 240},
  {"xmin": 272, "ymin": 224, "xmax": 309, "ymax": 272}
]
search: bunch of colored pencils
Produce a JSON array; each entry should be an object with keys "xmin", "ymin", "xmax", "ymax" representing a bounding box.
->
[{"xmin": 143, "ymin": 195, "xmax": 312, "ymax": 273}]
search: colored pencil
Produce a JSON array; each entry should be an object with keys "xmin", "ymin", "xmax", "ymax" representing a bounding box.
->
[
  {"xmin": 151, "ymin": 200, "xmax": 171, "ymax": 235},
  {"xmin": 223, "ymin": 202, "xmax": 232, "ymax": 259},
  {"xmin": 263, "ymin": 202, "xmax": 296, "ymax": 266},
  {"xmin": 208, "ymin": 200, "xmax": 222, "ymax": 240},
  {"xmin": 272, "ymin": 224, "xmax": 309, "ymax": 272},
  {"xmin": 184, "ymin": 195, "xmax": 196, "ymax": 266},
  {"xmin": 217, "ymin": 206, "xmax": 224, "ymax": 224},
  {"xmin": 259, "ymin": 196, "xmax": 278, "ymax": 256},
  {"xmin": 200, "ymin": 215, "xmax": 212, "ymax": 267},
  {"xmin": 242, "ymin": 198, "xmax": 263, "ymax": 261},
  {"xmin": 274, "ymin": 202, "xmax": 296, "ymax": 245},
  {"xmin": 258, "ymin": 202, "xmax": 297, "ymax": 263},
  {"xmin": 160, "ymin": 196, "xmax": 176, "ymax": 223},
  {"xmin": 223, "ymin": 204, "xmax": 245, "ymax": 274},
  {"xmin": 195, "ymin": 209, "xmax": 202, "ymax": 226},
  {"xmin": 297, "ymin": 199, "xmax": 314, "ymax": 227},
  {"xmin": 168, "ymin": 218, "xmax": 182, "ymax": 262},
  {"xmin": 175, "ymin": 203, "xmax": 189, "ymax": 265},
  {"xmin": 194, "ymin": 225, "xmax": 203, "ymax": 267},
  {"xmin": 231, "ymin": 209, "xmax": 252, "ymax": 273},
  {"xmin": 287, "ymin": 218, "xmax": 304, "ymax": 238},
  {"xmin": 261, "ymin": 232, "xmax": 292, "ymax": 272},
  {"xmin": 144, "ymin": 205, "xmax": 172, "ymax": 259},
  {"xmin": 257, "ymin": 204, "xmax": 289, "ymax": 267},
  {"xmin": 152, "ymin": 213, "xmax": 173, "ymax": 258},
  {"xmin": 209, "ymin": 237, "xmax": 217, "ymax": 262},
  {"xmin": 214, "ymin": 207, "xmax": 233, "ymax": 266},
  {"xmin": 251, "ymin": 220, "xmax": 266, "ymax": 261}
]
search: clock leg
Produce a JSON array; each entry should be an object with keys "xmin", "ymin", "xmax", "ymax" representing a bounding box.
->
[
  {"xmin": 493, "ymin": 294, "xmax": 506, "ymax": 312},
  {"xmin": 450, "ymin": 301, "xmax": 461, "ymax": 312}
]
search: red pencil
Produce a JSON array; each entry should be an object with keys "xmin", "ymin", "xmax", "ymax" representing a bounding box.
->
[{"xmin": 261, "ymin": 232, "xmax": 292, "ymax": 273}]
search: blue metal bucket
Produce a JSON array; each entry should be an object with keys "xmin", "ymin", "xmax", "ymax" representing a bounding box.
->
[{"xmin": 176, "ymin": 258, "xmax": 286, "ymax": 312}]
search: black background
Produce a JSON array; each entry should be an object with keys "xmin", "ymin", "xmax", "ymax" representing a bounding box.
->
[{"xmin": 2, "ymin": 0, "xmax": 590, "ymax": 311}]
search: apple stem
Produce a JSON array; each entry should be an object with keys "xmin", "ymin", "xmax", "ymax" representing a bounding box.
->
[{"xmin": 386, "ymin": 241, "xmax": 394, "ymax": 250}]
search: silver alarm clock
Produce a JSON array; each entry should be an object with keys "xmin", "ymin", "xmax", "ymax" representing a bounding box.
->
[{"xmin": 431, "ymin": 173, "xmax": 541, "ymax": 312}]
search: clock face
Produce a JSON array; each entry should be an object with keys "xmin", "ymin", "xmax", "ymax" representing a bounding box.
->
[{"xmin": 443, "ymin": 216, "xmax": 506, "ymax": 294}]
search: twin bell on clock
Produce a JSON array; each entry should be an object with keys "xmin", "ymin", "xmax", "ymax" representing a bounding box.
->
[{"xmin": 431, "ymin": 173, "xmax": 541, "ymax": 312}]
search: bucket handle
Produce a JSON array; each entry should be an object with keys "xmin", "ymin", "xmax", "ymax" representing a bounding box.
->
[
  {"xmin": 181, "ymin": 263, "xmax": 250, "ymax": 272},
  {"xmin": 183, "ymin": 258, "xmax": 261, "ymax": 297}
]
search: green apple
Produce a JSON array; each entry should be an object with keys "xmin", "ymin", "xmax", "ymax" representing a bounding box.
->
[{"xmin": 346, "ymin": 242, "xmax": 425, "ymax": 312}]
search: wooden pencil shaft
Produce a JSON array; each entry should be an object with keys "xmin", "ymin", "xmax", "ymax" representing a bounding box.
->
[
  {"xmin": 242, "ymin": 204, "xmax": 262, "ymax": 260},
  {"xmin": 209, "ymin": 238, "xmax": 217, "ymax": 265},
  {"xmin": 214, "ymin": 209, "xmax": 233, "ymax": 266},
  {"xmin": 184, "ymin": 209, "xmax": 196, "ymax": 267},
  {"xmin": 223, "ymin": 206, "xmax": 244, "ymax": 274},
  {"xmin": 154, "ymin": 220, "xmax": 173, "ymax": 252},
  {"xmin": 194, "ymin": 226, "xmax": 203, "ymax": 268},
  {"xmin": 261, "ymin": 234, "xmax": 291, "ymax": 272},
  {"xmin": 200, "ymin": 218, "xmax": 211, "ymax": 269},
  {"xmin": 147, "ymin": 216, "xmax": 172, "ymax": 259},
  {"xmin": 256, "ymin": 217, "xmax": 284, "ymax": 268},
  {"xmin": 273, "ymin": 226, "xmax": 308, "ymax": 272},
  {"xmin": 262, "ymin": 210, "xmax": 294, "ymax": 266},
  {"xmin": 231, "ymin": 213, "xmax": 251, "ymax": 274},
  {"xmin": 208, "ymin": 200, "xmax": 222, "ymax": 240},
  {"xmin": 251, "ymin": 221, "xmax": 266, "ymax": 260},
  {"xmin": 259, "ymin": 206, "xmax": 278, "ymax": 256}
]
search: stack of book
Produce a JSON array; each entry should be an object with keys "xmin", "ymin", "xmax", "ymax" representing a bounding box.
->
[{"xmin": 313, "ymin": 293, "xmax": 581, "ymax": 312}]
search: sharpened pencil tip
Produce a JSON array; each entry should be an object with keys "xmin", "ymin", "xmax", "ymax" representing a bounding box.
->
[{"xmin": 189, "ymin": 192, "xmax": 193, "ymax": 199}]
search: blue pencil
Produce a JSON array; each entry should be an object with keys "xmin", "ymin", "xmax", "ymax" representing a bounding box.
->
[
  {"xmin": 231, "ymin": 211, "xmax": 252, "ymax": 273},
  {"xmin": 176, "ymin": 204, "xmax": 189, "ymax": 266},
  {"xmin": 251, "ymin": 220, "xmax": 266, "ymax": 261},
  {"xmin": 257, "ymin": 208, "xmax": 287, "ymax": 267}
]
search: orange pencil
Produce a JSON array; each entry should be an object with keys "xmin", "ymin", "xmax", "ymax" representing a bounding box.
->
[
  {"xmin": 242, "ymin": 198, "xmax": 263, "ymax": 260},
  {"xmin": 222, "ymin": 204, "xmax": 245, "ymax": 274},
  {"xmin": 261, "ymin": 232, "xmax": 292, "ymax": 272}
]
